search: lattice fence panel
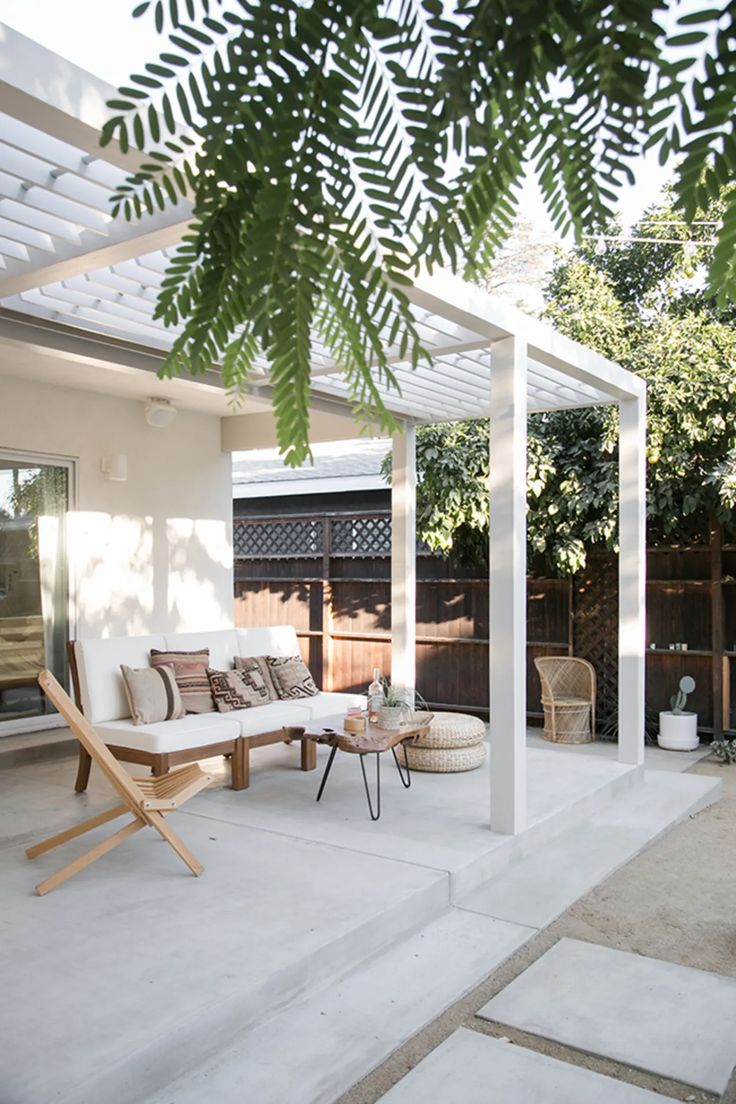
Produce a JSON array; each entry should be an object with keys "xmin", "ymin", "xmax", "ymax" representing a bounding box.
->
[
  {"xmin": 233, "ymin": 519, "xmax": 323, "ymax": 559},
  {"xmin": 332, "ymin": 516, "xmax": 392, "ymax": 557},
  {"xmin": 572, "ymin": 555, "xmax": 618, "ymax": 724},
  {"xmin": 331, "ymin": 516, "xmax": 434, "ymax": 558},
  {"xmin": 234, "ymin": 514, "xmax": 436, "ymax": 560}
]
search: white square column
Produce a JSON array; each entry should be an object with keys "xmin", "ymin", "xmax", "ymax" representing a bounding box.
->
[
  {"xmin": 489, "ymin": 336, "xmax": 527, "ymax": 834},
  {"xmin": 618, "ymin": 392, "xmax": 647, "ymax": 765},
  {"xmin": 391, "ymin": 423, "xmax": 417, "ymax": 692}
]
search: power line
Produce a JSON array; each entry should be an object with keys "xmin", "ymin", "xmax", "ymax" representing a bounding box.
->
[{"xmin": 584, "ymin": 234, "xmax": 716, "ymax": 245}]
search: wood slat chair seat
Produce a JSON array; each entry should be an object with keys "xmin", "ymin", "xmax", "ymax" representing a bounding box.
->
[{"xmin": 27, "ymin": 670, "xmax": 212, "ymax": 895}]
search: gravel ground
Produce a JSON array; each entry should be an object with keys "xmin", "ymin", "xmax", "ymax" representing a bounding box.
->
[{"xmin": 339, "ymin": 758, "xmax": 736, "ymax": 1104}]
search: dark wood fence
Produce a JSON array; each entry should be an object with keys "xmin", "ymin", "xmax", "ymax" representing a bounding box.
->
[{"xmin": 234, "ymin": 512, "xmax": 736, "ymax": 737}]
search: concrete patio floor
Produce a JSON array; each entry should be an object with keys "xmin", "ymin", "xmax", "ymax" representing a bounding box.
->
[{"xmin": 0, "ymin": 735, "xmax": 721, "ymax": 1104}]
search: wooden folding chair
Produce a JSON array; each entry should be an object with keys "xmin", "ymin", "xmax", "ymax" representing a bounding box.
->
[{"xmin": 27, "ymin": 670, "xmax": 213, "ymax": 896}]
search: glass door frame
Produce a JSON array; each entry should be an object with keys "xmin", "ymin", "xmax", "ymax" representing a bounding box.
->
[{"xmin": 0, "ymin": 448, "xmax": 77, "ymax": 738}]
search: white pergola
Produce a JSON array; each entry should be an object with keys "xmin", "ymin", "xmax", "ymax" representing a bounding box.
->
[{"xmin": 0, "ymin": 25, "xmax": 646, "ymax": 835}]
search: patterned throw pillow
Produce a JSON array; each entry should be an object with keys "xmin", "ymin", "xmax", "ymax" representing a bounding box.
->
[
  {"xmin": 207, "ymin": 666, "xmax": 270, "ymax": 712},
  {"xmin": 120, "ymin": 664, "xmax": 185, "ymax": 725},
  {"xmin": 267, "ymin": 654, "xmax": 319, "ymax": 700},
  {"xmin": 234, "ymin": 655, "xmax": 279, "ymax": 702},
  {"xmin": 150, "ymin": 649, "xmax": 214, "ymax": 714}
]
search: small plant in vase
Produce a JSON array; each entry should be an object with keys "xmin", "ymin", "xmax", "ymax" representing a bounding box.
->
[
  {"xmin": 375, "ymin": 681, "xmax": 425, "ymax": 730},
  {"xmin": 658, "ymin": 675, "xmax": 699, "ymax": 751}
]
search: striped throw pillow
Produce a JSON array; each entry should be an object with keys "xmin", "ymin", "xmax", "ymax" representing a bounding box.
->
[
  {"xmin": 120, "ymin": 664, "xmax": 185, "ymax": 725},
  {"xmin": 150, "ymin": 648, "xmax": 215, "ymax": 714}
]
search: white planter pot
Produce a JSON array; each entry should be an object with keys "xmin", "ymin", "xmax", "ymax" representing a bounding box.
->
[
  {"xmin": 658, "ymin": 711, "xmax": 699, "ymax": 751},
  {"xmin": 377, "ymin": 705, "xmax": 405, "ymax": 730}
]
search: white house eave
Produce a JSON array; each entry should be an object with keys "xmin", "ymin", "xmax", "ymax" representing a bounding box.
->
[{"xmin": 234, "ymin": 472, "xmax": 386, "ymax": 499}]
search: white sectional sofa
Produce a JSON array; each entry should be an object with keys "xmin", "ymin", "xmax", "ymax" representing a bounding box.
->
[{"xmin": 68, "ymin": 626, "xmax": 364, "ymax": 790}]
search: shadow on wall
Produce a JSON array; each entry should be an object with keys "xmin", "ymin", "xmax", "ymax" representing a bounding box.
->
[
  {"xmin": 330, "ymin": 582, "xmax": 392, "ymax": 633},
  {"xmin": 325, "ymin": 581, "xmax": 487, "ymax": 638},
  {"xmin": 67, "ymin": 512, "xmax": 233, "ymax": 637}
]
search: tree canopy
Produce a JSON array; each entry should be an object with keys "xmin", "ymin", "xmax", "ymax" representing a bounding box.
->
[
  {"xmin": 103, "ymin": 0, "xmax": 736, "ymax": 462},
  {"xmin": 406, "ymin": 192, "xmax": 736, "ymax": 575}
]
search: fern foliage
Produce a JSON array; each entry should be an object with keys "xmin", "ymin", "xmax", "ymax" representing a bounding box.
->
[{"xmin": 101, "ymin": 0, "xmax": 736, "ymax": 461}]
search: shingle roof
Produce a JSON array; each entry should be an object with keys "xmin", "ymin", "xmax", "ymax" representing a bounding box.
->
[{"xmin": 232, "ymin": 439, "xmax": 391, "ymax": 486}]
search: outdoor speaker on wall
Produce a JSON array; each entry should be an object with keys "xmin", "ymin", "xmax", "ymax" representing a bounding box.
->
[
  {"xmin": 101, "ymin": 455, "xmax": 128, "ymax": 482},
  {"xmin": 144, "ymin": 398, "xmax": 178, "ymax": 428}
]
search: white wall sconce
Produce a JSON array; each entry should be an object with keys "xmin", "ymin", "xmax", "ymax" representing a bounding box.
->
[
  {"xmin": 101, "ymin": 454, "xmax": 128, "ymax": 482},
  {"xmin": 144, "ymin": 397, "xmax": 178, "ymax": 428}
]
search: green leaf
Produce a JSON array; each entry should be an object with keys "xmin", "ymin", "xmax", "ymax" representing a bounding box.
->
[
  {"xmin": 133, "ymin": 113, "xmax": 145, "ymax": 149},
  {"xmin": 667, "ymin": 31, "xmax": 710, "ymax": 47}
]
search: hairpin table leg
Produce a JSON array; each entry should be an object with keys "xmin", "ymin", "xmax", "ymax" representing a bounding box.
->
[
  {"xmin": 359, "ymin": 752, "xmax": 381, "ymax": 821},
  {"xmin": 392, "ymin": 745, "xmax": 411, "ymax": 788},
  {"xmin": 316, "ymin": 745, "xmax": 337, "ymax": 802}
]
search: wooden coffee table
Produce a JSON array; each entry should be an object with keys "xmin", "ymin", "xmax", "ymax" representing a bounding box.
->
[{"xmin": 301, "ymin": 713, "xmax": 433, "ymax": 821}]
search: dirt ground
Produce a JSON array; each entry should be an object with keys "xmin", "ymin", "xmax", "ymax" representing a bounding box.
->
[{"xmin": 340, "ymin": 759, "xmax": 736, "ymax": 1104}]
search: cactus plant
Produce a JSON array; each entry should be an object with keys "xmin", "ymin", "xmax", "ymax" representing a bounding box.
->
[{"xmin": 670, "ymin": 675, "xmax": 696, "ymax": 715}]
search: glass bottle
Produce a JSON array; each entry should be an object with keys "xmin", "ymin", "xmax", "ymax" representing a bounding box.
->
[{"xmin": 367, "ymin": 667, "xmax": 383, "ymax": 723}]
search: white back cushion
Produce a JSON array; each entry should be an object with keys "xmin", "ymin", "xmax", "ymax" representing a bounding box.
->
[
  {"xmin": 236, "ymin": 626, "xmax": 299, "ymax": 658},
  {"xmin": 74, "ymin": 635, "xmax": 166, "ymax": 723},
  {"xmin": 74, "ymin": 626, "xmax": 301, "ymax": 724},
  {"xmin": 163, "ymin": 630, "xmax": 239, "ymax": 672}
]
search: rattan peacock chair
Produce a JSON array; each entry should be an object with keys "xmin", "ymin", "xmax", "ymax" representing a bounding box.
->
[{"xmin": 534, "ymin": 656, "xmax": 597, "ymax": 744}]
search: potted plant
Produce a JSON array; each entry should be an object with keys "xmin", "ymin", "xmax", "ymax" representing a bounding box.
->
[
  {"xmin": 658, "ymin": 675, "xmax": 699, "ymax": 751},
  {"xmin": 376, "ymin": 681, "xmax": 419, "ymax": 730}
]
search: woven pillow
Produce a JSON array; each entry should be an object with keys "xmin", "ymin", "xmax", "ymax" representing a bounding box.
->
[
  {"xmin": 150, "ymin": 648, "xmax": 214, "ymax": 714},
  {"xmin": 234, "ymin": 655, "xmax": 279, "ymax": 702},
  {"xmin": 207, "ymin": 666, "xmax": 270, "ymax": 712},
  {"xmin": 120, "ymin": 664, "xmax": 185, "ymax": 725},
  {"xmin": 267, "ymin": 654, "xmax": 319, "ymax": 700}
]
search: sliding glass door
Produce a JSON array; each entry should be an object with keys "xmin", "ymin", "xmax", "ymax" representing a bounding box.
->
[{"xmin": 0, "ymin": 454, "xmax": 72, "ymax": 731}]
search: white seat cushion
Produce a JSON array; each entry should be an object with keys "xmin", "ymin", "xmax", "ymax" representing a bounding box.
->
[
  {"xmin": 231, "ymin": 700, "xmax": 312, "ymax": 737},
  {"xmin": 96, "ymin": 713, "xmax": 240, "ymax": 755},
  {"xmin": 235, "ymin": 626, "xmax": 299, "ymax": 659},
  {"xmin": 164, "ymin": 630, "xmax": 239, "ymax": 672},
  {"xmin": 74, "ymin": 635, "xmax": 167, "ymax": 723},
  {"xmin": 306, "ymin": 692, "xmax": 367, "ymax": 720}
]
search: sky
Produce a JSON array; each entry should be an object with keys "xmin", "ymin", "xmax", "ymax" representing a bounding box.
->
[{"xmin": 0, "ymin": 0, "xmax": 682, "ymax": 234}]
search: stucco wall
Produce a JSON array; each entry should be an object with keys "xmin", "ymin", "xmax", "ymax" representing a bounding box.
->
[{"xmin": 0, "ymin": 374, "xmax": 233, "ymax": 637}]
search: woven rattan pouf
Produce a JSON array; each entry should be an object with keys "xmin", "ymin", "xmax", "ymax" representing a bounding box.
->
[{"xmin": 399, "ymin": 711, "xmax": 486, "ymax": 773}]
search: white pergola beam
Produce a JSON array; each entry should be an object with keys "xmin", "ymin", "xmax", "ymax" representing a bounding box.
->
[
  {"xmin": 0, "ymin": 24, "xmax": 150, "ymax": 174},
  {"xmin": 391, "ymin": 424, "xmax": 417, "ymax": 693},
  {"xmin": 408, "ymin": 268, "xmax": 643, "ymax": 404},
  {"xmin": 0, "ymin": 144, "xmax": 112, "ymax": 209},
  {"xmin": 0, "ymin": 173, "xmax": 110, "ymax": 235},
  {"xmin": 0, "ymin": 24, "xmax": 195, "ymax": 298},
  {"xmin": 0, "ymin": 112, "xmax": 122, "ymax": 189},
  {"xmin": 489, "ymin": 336, "xmax": 528, "ymax": 834},
  {"xmin": 617, "ymin": 394, "xmax": 647, "ymax": 766},
  {"xmin": 0, "ymin": 214, "xmax": 54, "ymax": 252},
  {"xmin": 0, "ymin": 207, "xmax": 192, "ymax": 298},
  {"xmin": 526, "ymin": 336, "xmax": 644, "ymax": 404}
]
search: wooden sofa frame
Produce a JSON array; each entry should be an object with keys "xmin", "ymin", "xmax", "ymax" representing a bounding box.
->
[{"xmin": 67, "ymin": 642, "xmax": 317, "ymax": 793}]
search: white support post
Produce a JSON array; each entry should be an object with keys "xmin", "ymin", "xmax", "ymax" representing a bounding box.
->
[
  {"xmin": 391, "ymin": 423, "xmax": 416, "ymax": 693},
  {"xmin": 489, "ymin": 336, "xmax": 527, "ymax": 834},
  {"xmin": 618, "ymin": 393, "xmax": 647, "ymax": 765}
]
